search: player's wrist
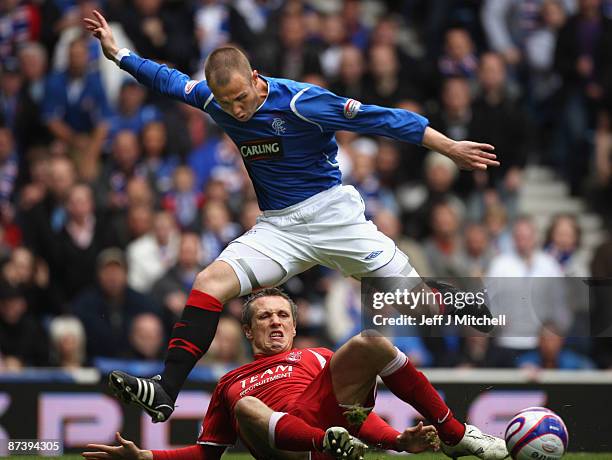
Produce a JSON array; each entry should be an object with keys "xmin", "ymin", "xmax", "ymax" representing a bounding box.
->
[
  {"xmin": 112, "ymin": 47, "xmax": 130, "ymax": 65},
  {"xmin": 445, "ymin": 140, "xmax": 462, "ymax": 158},
  {"xmin": 139, "ymin": 449, "xmax": 154, "ymax": 460},
  {"xmin": 388, "ymin": 428, "xmax": 404, "ymax": 451},
  {"xmin": 392, "ymin": 436, "xmax": 404, "ymax": 452},
  {"xmin": 375, "ymin": 432, "xmax": 402, "ymax": 451},
  {"xmin": 422, "ymin": 126, "xmax": 455, "ymax": 155}
]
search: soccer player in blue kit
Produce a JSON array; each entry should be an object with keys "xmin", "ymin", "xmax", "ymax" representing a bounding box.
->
[{"xmin": 86, "ymin": 11, "xmax": 507, "ymax": 459}]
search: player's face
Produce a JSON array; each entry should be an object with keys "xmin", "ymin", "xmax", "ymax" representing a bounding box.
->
[
  {"xmin": 244, "ymin": 296, "xmax": 296, "ymax": 355},
  {"xmin": 211, "ymin": 71, "xmax": 262, "ymax": 122}
]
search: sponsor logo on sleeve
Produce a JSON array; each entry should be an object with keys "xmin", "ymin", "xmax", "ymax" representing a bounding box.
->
[
  {"xmin": 184, "ymin": 80, "xmax": 198, "ymax": 95},
  {"xmin": 343, "ymin": 98, "xmax": 361, "ymax": 119},
  {"xmin": 238, "ymin": 137, "xmax": 284, "ymax": 161}
]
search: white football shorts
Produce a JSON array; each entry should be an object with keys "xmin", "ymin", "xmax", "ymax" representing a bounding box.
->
[{"xmin": 218, "ymin": 185, "xmax": 418, "ymax": 296}]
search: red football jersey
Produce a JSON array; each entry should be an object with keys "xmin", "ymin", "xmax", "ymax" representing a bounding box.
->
[{"xmin": 197, "ymin": 347, "xmax": 333, "ymax": 446}]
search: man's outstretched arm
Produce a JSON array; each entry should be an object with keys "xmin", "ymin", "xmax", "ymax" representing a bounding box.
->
[
  {"xmin": 292, "ymin": 85, "xmax": 499, "ymax": 171},
  {"xmin": 421, "ymin": 125, "xmax": 498, "ymax": 171},
  {"xmin": 82, "ymin": 432, "xmax": 225, "ymax": 460},
  {"xmin": 84, "ymin": 10, "xmax": 212, "ymax": 110},
  {"xmin": 358, "ymin": 413, "xmax": 439, "ymax": 453}
]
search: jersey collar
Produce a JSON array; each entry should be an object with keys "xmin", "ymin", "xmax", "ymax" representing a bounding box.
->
[
  {"xmin": 253, "ymin": 347, "xmax": 294, "ymax": 360},
  {"xmin": 255, "ymin": 75, "xmax": 270, "ymax": 113}
]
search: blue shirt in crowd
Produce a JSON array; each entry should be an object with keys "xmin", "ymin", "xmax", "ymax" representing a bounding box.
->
[
  {"xmin": 107, "ymin": 104, "xmax": 162, "ymax": 141},
  {"xmin": 42, "ymin": 70, "xmax": 111, "ymax": 133}
]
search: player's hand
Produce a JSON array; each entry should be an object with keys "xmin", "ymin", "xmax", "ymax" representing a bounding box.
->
[
  {"xmin": 395, "ymin": 421, "xmax": 440, "ymax": 453},
  {"xmin": 447, "ymin": 140, "xmax": 499, "ymax": 171},
  {"xmin": 84, "ymin": 10, "xmax": 119, "ymax": 61},
  {"xmin": 82, "ymin": 432, "xmax": 152, "ymax": 460}
]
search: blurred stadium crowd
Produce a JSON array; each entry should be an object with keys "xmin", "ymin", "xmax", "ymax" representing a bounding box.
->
[{"xmin": 0, "ymin": 0, "xmax": 612, "ymax": 376}]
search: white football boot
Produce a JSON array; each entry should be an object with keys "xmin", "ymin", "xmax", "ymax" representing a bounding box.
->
[
  {"xmin": 441, "ymin": 424, "xmax": 509, "ymax": 459},
  {"xmin": 322, "ymin": 427, "xmax": 367, "ymax": 460}
]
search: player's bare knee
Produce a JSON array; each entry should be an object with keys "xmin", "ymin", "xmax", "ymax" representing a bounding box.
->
[
  {"xmin": 194, "ymin": 267, "xmax": 214, "ymax": 289},
  {"xmin": 234, "ymin": 396, "xmax": 264, "ymax": 421},
  {"xmin": 193, "ymin": 268, "xmax": 218, "ymax": 298},
  {"xmin": 348, "ymin": 331, "xmax": 391, "ymax": 353},
  {"xmin": 193, "ymin": 268, "xmax": 206, "ymax": 287},
  {"xmin": 197, "ymin": 264, "xmax": 227, "ymax": 286},
  {"xmin": 193, "ymin": 262, "xmax": 238, "ymax": 301},
  {"xmin": 345, "ymin": 334, "xmax": 371, "ymax": 354}
]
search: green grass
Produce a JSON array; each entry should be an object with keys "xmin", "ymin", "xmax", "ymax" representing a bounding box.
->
[{"xmin": 28, "ymin": 454, "xmax": 612, "ymax": 460}]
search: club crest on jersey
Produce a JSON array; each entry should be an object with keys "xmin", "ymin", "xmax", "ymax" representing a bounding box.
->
[
  {"xmin": 271, "ymin": 118, "xmax": 286, "ymax": 135},
  {"xmin": 286, "ymin": 351, "xmax": 302, "ymax": 363},
  {"xmin": 238, "ymin": 138, "xmax": 284, "ymax": 161},
  {"xmin": 343, "ymin": 99, "xmax": 361, "ymax": 119},
  {"xmin": 184, "ymin": 80, "xmax": 198, "ymax": 95}
]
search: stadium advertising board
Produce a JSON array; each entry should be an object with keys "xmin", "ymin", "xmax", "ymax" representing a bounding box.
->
[{"xmin": 0, "ymin": 376, "xmax": 610, "ymax": 454}]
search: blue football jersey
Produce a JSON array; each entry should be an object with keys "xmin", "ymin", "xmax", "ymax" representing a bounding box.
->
[{"xmin": 118, "ymin": 51, "xmax": 429, "ymax": 210}]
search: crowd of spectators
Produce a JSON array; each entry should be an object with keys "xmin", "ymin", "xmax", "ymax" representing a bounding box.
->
[{"xmin": 0, "ymin": 0, "xmax": 612, "ymax": 375}]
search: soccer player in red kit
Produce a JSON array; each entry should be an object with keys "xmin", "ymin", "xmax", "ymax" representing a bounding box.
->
[{"xmin": 91, "ymin": 289, "xmax": 507, "ymax": 459}]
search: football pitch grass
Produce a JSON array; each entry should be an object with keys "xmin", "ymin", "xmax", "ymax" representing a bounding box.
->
[
  {"xmin": 31, "ymin": 453, "xmax": 612, "ymax": 460},
  {"xmin": 217, "ymin": 453, "xmax": 612, "ymax": 459}
]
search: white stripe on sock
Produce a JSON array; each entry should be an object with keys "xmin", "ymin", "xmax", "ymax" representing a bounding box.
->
[
  {"xmin": 379, "ymin": 347, "xmax": 408, "ymax": 377},
  {"xmin": 268, "ymin": 412, "xmax": 287, "ymax": 449}
]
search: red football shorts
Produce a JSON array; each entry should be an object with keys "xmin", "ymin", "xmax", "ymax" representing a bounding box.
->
[{"xmin": 289, "ymin": 364, "xmax": 376, "ymax": 436}]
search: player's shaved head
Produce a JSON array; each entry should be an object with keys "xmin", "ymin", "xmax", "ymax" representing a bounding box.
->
[
  {"xmin": 204, "ymin": 46, "xmax": 266, "ymax": 122},
  {"xmin": 204, "ymin": 46, "xmax": 253, "ymax": 88}
]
